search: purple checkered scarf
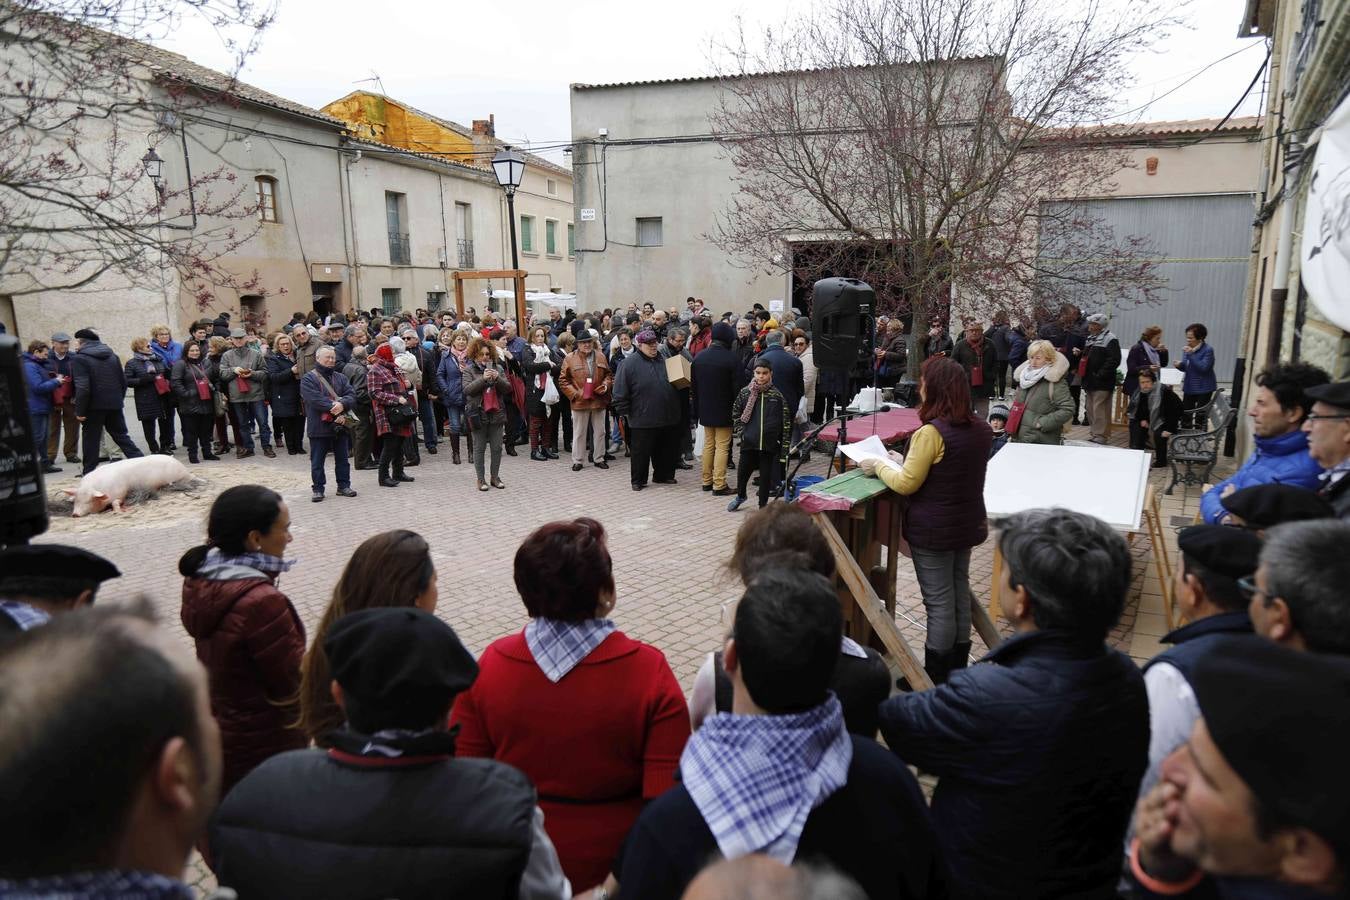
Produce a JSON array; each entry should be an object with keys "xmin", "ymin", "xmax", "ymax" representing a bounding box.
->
[
  {"xmin": 525, "ymin": 617, "xmax": 617, "ymax": 682},
  {"xmin": 680, "ymin": 694, "xmax": 852, "ymax": 862}
]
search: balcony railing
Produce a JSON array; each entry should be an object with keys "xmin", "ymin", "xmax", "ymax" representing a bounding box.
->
[
  {"xmin": 388, "ymin": 231, "xmax": 410, "ymax": 266},
  {"xmin": 457, "ymin": 239, "xmax": 474, "ymax": 269}
]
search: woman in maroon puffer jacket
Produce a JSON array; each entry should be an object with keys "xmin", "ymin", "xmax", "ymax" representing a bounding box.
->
[{"xmin": 180, "ymin": 484, "xmax": 306, "ymax": 797}]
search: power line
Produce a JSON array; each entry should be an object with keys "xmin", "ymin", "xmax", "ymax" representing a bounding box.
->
[{"xmin": 1100, "ymin": 42, "xmax": 1265, "ymax": 122}]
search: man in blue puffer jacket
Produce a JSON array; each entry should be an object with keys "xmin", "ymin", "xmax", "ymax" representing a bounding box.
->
[{"xmin": 1201, "ymin": 362, "xmax": 1329, "ymax": 524}]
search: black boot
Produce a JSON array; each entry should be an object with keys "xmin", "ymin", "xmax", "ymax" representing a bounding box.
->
[
  {"xmin": 393, "ymin": 459, "xmax": 415, "ymax": 483},
  {"xmin": 531, "ymin": 448, "xmax": 547, "ymax": 461},
  {"xmin": 504, "ymin": 443, "xmax": 518, "ymax": 457},
  {"xmin": 378, "ymin": 457, "xmax": 399, "ymax": 488},
  {"xmin": 950, "ymin": 642, "xmax": 972, "ymax": 672},
  {"xmin": 451, "ymin": 434, "xmax": 462, "ymax": 465},
  {"xmin": 924, "ymin": 646, "xmax": 955, "ymax": 687}
]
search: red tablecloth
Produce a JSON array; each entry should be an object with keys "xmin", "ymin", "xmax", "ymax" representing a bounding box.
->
[{"xmin": 817, "ymin": 407, "xmax": 923, "ymax": 445}]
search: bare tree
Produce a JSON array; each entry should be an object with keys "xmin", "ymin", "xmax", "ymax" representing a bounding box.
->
[
  {"xmin": 0, "ymin": 0, "xmax": 275, "ymax": 304},
  {"xmin": 709, "ymin": 0, "xmax": 1175, "ymax": 374}
]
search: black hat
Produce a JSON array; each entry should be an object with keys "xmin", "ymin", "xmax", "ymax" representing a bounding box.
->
[
  {"xmin": 324, "ymin": 608, "xmax": 478, "ymax": 719},
  {"xmin": 1220, "ymin": 485, "xmax": 1334, "ymax": 530},
  {"xmin": 0, "ymin": 545, "xmax": 121, "ymax": 584},
  {"xmin": 1192, "ymin": 637, "xmax": 1350, "ymax": 842},
  {"xmin": 712, "ymin": 322, "xmax": 736, "ymax": 344},
  {"xmin": 1304, "ymin": 380, "xmax": 1350, "ymax": 411},
  {"xmin": 1176, "ymin": 525, "xmax": 1262, "ymax": 579},
  {"xmin": 571, "ymin": 320, "xmax": 594, "ymax": 342},
  {"xmin": 73, "ymin": 328, "xmax": 99, "ymax": 341}
]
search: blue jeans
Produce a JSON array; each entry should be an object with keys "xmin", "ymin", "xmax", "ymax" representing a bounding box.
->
[
  {"xmin": 233, "ymin": 400, "xmax": 272, "ymax": 450},
  {"xmin": 30, "ymin": 411, "xmax": 50, "ymax": 466},
  {"xmin": 419, "ymin": 395, "xmax": 437, "ymax": 448},
  {"xmin": 309, "ymin": 433, "xmax": 351, "ymax": 493},
  {"xmin": 444, "ymin": 404, "xmax": 465, "ymax": 435}
]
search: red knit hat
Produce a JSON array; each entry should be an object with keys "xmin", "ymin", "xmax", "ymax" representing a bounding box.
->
[{"xmin": 375, "ymin": 343, "xmax": 395, "ymax": 363}]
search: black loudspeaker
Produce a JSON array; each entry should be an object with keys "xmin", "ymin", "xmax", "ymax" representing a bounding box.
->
[
  {"xmin": 0, "ymin": 333, "xmax": 50, "ymax": 546},
  {"xmin": 813, "ymin": 278, "xmax": 874, "ymax": 370}
]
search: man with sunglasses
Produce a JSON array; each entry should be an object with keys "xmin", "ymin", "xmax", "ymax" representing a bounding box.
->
[
  {"xmin": 1302, "ymin": 381, "xmax": 1350, "ymax": 519},
  {"xmin": 1243, "ymin": 518, "xmax": 1350, "ymax": 656}
]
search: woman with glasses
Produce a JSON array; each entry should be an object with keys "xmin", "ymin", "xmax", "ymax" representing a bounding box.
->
[{"xmin": 791, "ymin": 329, "xmax": 817, "ymax": 462}]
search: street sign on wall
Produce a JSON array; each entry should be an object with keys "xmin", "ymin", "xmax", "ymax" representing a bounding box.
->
[{"xmin": 579, "ymin": 208, "xmax": 596, "ymax": 221}]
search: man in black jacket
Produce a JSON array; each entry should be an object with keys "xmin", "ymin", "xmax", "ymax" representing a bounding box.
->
[
  {"xmin": 758, "ymin": 331, "xmax": 805, "ymax": 421},
  {"xmin": 612, "ymin": 330, "xmax": 682, "ymax": 491},
  {"xmin": 69, "ymin": 328, "xmax": 142, "ymax": 476},
  {"xmin": 879, "ymin": 508, "xmax": 1147, "ymax": 900},
  {"xmin": 658, "ymin": 327, "xmax": 695, "ymax": 467},
  {"xmin": 342, "ymin": 346, "xmax": 375, "ymax": 469},
  {"xmin": 617, "ymin": 570, "xmax": 947, "ymax": 900},
  {"xmin": 691, "ymin": 323, "xmax": 739, "ymax": 495},
  {"xmin": 210, "ymin": 608, "xmax": 569, "ymax": 900}
]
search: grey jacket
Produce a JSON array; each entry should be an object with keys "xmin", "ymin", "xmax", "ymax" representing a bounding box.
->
[
  {"xmin": 219, "ymin": 347, "xmax": 267, "ymax": 402},
  {"xmin": 342, "ymin": 361, "xmax": 370, "ymax": 405},
  {"xmin": 1011, "ymin": 352, "xmax": 1076, "ymax": 445}
]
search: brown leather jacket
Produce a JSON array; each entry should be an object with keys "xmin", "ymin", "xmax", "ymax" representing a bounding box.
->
[{"xmin": 558, "ymin": 348, "xmax": 612, "ymax": 411}]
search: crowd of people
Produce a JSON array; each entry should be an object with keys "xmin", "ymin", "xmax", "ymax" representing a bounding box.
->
[
  {"xmin": 7, "ymin": 297, "xmax": 1350, "ymax": 899},
  {"xmin": 3, "ymin": 480, "xmax": 1350, "ymax": 899}
]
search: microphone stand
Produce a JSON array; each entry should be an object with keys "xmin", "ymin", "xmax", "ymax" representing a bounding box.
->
[{"xmin": 775, "ymin": 405, "xmax": 889, "ymax": 503}]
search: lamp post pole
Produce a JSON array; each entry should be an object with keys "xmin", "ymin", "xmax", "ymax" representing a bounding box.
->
[{"xmin": 505, "ymin": 189, "xmax": 519, "ymax": 272}]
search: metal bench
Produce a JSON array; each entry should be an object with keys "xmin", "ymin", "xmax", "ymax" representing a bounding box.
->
[{"xmin": 1166, "ymin": 390, "xmax": 1234, "ymax": 495}]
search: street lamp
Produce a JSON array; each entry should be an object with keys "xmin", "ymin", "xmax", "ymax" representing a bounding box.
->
[
  {"xmin": 491, "ymin": 146, "xmax": 526, "ymax": 271},
  {"xmin": 141, "ymin": 147, "xmax": 164, "ymax": 197}
]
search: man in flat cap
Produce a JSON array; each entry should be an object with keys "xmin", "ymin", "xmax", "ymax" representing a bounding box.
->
[
  {"xmin": 211, "ymin": 607, "xmax": 569, "ymax": 899},
  {"xmin": 1131, "ymin": 637, "xmax": 1350, "ymax": 896},
  {"xmin": 1219, "ymin": 483, "xmax": 1334, "ymax": 535},
  {"xmin": 1245, "ymin": 519, "xmax": 1350, "ymax": 657},
  {"xmin": 612, "ymin": 329, "xmax": 682, "ymax": 491},
  {"xmin": 1130, "ymin": 525, "xmax": 1261, "ymax": 841},
  {"xmin": 0, "ymin": 544, "xmax": 120, "ymax": 637},
  {"xmin": 1302, "ymin": 380, "xmax": 1350, "ymax": 519}
]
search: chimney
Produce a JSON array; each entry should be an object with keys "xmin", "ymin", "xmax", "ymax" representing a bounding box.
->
[{"xmin": 472, "ymin": 113, "xmax": 496, "ymax": 137}]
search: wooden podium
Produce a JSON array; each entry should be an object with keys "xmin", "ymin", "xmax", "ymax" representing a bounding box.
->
[{"xmin": 799, "ymin": 470, "xmax": 1002, "ymax": 693}]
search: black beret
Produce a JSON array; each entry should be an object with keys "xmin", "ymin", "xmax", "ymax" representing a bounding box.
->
[
  {"xmin": 1192, "ymin": 637, "xmax": 1350, "ymax": 842},
  {"xmin": 0, "ymin": 544, "xmax": 120, "ymax": 584},
  {"xmin": 1305, "ymin": 380, "xmax": 1350, "ymax": 411},
  {"xmin": 324, "ymin": 608, "xmax": 477, "ymax": 712},
  {"xmin": 1175, "ymin": 525, "xmax": 1262, "ymax": 579},
  {"xmin": 73, "ymin": 328, "xmax": 99, "ymax": 341},
  {"xmin": 1220, "ymin": 484, "xmax": 1334, "ymax": 530}
]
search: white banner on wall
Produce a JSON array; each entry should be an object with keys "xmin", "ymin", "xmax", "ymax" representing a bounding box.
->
[{"xmin": 1301, "ymin": 89, "xmax": 1350, "ymax": 333}]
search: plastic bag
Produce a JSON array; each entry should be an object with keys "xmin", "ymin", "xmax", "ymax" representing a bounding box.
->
[
  {"xmin": 693, "ymin": 425, "xmax": 705, "ymax": 457},
  {"xmin": 542, "ymin": 374, "xmax": 560, "ymax": 406}
]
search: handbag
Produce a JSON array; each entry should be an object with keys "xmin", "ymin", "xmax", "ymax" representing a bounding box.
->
[
  {"xmin": 153, "ymin": 373, "xmax": 171, "ymax": 395},
  {"xmin": 235, "ymin": 374, "xmax": 252, "ymax": 396},
  {"xmin": 482, "ymin": 384, "xmax": 501, "ymax": 413},
  {"xmin": 1005, "ymin": 400, "xmax": 1028, "ymax": 435},
  {"xmin": 52, "ymin": 379, "xmax": 73, "ymax": 406},
  {"xmin": 189, "ymin": 364, "xmax": 211, "ymax": 401},
  {"xmin": 314, "ymin": 370, "xmax": 359, "ymax": 431},
  {"xmin": 385, "ymin": 402, "xmax": 418, "ymax": 428}
]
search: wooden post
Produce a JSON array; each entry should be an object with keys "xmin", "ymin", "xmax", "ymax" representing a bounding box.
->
[
  {"xmin": 815, "ymin": 513, "xmax": 933, "ymax": 692},
  {"xmin": 514, "ymin": 273, "xmax": 527, "ymax": 329},
  {"xmin": 454, "ymin": 274, "xmax": 465, "ymax": 318}
]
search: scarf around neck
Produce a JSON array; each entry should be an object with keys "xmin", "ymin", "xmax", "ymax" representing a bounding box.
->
[
  {"xmin": 1140, "ymin": 340, "xmax": 1161, "ymax": 368},
  {"xmin": 740, "ymin": 380, "xmax": 766, "ymax": 424},
  {"xmin": 525, "ymin": 617, "xmax": 616, "ymax": 682},
  {"xmin": 680, "ymin": 694, "xmax": 852, "ymax": 863},
  {"xmin": 203, "ymin": 546, "xmax": 295, "ymax": 575},
  {"xmin": 1019, "ymin": 363, "xmax": 1050, "ymax": 390},
  {"xmin": 1086, "ymin": 328, "xmax": 1116, "ymax": 350}
]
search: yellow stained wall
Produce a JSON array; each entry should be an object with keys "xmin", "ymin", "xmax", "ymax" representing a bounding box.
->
[{"xmin": 322, "ymin": 93, "xmax": 478, "ymax": 166}]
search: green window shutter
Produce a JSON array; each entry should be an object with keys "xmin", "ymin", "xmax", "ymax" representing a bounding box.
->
[{"xmin": 520, "ymin": 216, "xmax": 534, "ymax": 253}]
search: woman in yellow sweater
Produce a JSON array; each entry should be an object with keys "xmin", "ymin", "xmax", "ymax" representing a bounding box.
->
[{"xmin": 860, "ymin": 358, "xmax": 994, "ymax": 684}]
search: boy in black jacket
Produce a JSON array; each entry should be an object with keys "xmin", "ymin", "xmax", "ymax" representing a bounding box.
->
[
  {"xmin": 729, "ymin": 360, "xmax": 791, "ymax": 511},
  {"xmin": 1127, "ymin": 368, "xmax": 1183, "ymax": 468}
]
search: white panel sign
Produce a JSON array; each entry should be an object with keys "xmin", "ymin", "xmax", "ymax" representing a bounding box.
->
[
  {"xmin": 983, "ymin": 443, "xmax": 1151, "ymax": 531},
  {"xmin": 579, "ymin": 208, "xmax": 597, "ymax": 221}
]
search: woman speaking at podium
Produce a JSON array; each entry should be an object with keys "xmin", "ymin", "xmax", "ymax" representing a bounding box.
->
[{"xmin": 860, "ymin": 358, "xmax": 992, "ymax": 686}]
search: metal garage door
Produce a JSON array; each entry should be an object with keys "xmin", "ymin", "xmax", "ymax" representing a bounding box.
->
[{"xmin": 1038, "ymin": 194, "xmax": 1256, "ymax": 385}]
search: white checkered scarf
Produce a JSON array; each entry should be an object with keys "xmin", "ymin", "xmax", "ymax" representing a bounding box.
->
[
  {"xmin": 680, "ymin": 694, "xmax": 852, "ymax": 863},
  {"xmin": 524, "ymin": 617, "xmax": 617, "ymax": 682}
]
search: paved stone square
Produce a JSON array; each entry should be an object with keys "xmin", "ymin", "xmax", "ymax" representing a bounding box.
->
[{"xmin": 32, "ymin": 413, "xmax": 1230, "ymax": 897}]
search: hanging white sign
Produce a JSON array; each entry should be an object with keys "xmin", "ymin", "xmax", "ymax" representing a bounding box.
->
[{"xmin": 1302, "ymin": 90, "xmax": 1350, "ymax": 333}]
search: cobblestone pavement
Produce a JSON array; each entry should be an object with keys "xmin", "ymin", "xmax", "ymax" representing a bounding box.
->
[{"xmin": 32, "ymin": 412, "xmax": 1230, "ymax": 896}]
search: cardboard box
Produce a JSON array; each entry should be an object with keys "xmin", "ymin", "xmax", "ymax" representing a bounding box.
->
[{"xmin": 665, "ymin": 353, "xmax": 691, "ymax": 389}]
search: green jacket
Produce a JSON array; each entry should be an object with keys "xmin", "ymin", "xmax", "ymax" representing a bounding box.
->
[{"xmin": 1011, "ymin": 353, "xmax": 1076, "ymax": 445}]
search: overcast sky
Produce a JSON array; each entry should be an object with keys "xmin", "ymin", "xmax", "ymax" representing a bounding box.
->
[{"xmin": 155, "ymin": 0, "xmax": 1269, "ymax": 168}]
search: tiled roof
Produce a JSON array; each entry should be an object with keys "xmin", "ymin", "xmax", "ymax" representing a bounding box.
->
[
  {"xmin": 571, "ymin": 57, "xmax": 1000, "ymax": 91},
  {"xmin": 343, "ymin": 136, "xmax": 493, "ymax": 177},
  {"xmin": 325, "ymin": 90, "xmax": 572, "ymax": 177},
  {"xmin": 1079, "ymin": 116, "xmax": 1264, "ymax": 138},
  {"xmin": 124, "ymin": 42, "xmax": 344, "ymax": 127}
]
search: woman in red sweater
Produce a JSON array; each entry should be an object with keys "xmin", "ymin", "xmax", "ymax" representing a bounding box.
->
[{"xmin": 451, "ymin": 517, "xmax": 690, "ymax": 891}]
